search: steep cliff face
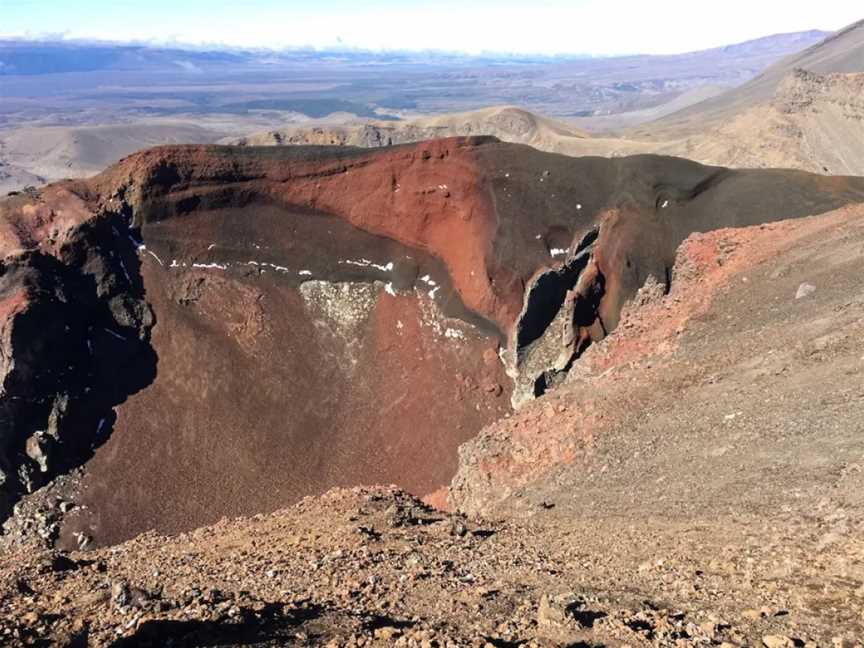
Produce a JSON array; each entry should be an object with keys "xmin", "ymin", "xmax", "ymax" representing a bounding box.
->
[
  {"xmin": 1, "ymin": 137, "xmax": 862, "ymax": 545},
  {"xmin": 0, "ymin": 190, "xmax": 155, "ymax": 522}
]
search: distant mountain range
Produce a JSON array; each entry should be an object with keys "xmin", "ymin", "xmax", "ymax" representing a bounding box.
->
[
  {"xmin": 0, "ymin": 29, "xmax": 829, "ymax": 76},
  {"xmin": 0, "ymin": 40, "xmax": 600, "ymax": 77}
]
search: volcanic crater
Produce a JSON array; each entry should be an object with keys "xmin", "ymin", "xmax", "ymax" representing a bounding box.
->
[{"xmin": 2, "ymin": 136, "xmax": 864, "ymax": 547}]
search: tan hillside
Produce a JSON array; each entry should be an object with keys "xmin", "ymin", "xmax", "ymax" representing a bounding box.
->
[
  {"xmin": 225, "ymin": 106, "xmax": 591, "ymax": 153},
  {"xmin": 677, "ymin": 70, "xmax": 864, "ymax": 174},
  {"xmin": 652, "ymin": 18, "xmax": 864, "ymax": 131},
  {"xmin": 0, "ymin": 122, "xmax": 229, "ymax": 193}
]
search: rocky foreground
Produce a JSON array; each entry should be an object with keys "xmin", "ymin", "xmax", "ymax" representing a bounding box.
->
[{"xmin": 1, "ymin": 484, "xmax": 861, "ymax": 647}]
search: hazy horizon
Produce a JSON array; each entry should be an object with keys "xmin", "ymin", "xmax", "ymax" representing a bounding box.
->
[{"xmin": 2, "ymin": 0, "xmax": 861, "ymax": 57}]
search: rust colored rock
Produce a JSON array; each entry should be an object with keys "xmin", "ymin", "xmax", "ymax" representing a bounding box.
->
[{"xmin": 450, "ymin": 204, "xmax": 864, "ymax": 515}]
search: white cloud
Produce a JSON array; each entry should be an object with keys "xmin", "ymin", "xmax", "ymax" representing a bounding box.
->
[{"xmin": 1, "ymin": 1, "xmax": 861, "ymax": 56}]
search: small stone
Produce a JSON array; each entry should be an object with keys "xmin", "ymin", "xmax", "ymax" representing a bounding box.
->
[
  {"xmin": 112, "ymin": 581, "xmax": 131, "ymax": 608},
  {"xmin": 832, "ymin": 636, "xmax": 858, "ymax": 648},
  {"xmin": 763, "ymin": 635, "xmax": 796, "ymax": 648},
  {"xmin": 700, "ymin": 621, "xmax": 718, "ymax": 636},
  {"xmin": 375, "ymin": 627, "xmax": 401, "ymax": 640},
  {"xmin": 795, "ymin": 283, "xmax": 816, "ymax": 299},
  {"xmin": 25, "ymin": 432, "xmax": 50, "ymax": 473},
  {"xmin": 482, "ymin": 382, "xmax": 503, "ymax": 396},
  {"xmin": 537, "ymin": 594, "xmax": 566, "ymax": 626}
]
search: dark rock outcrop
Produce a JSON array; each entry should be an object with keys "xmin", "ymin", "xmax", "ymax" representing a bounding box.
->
[{"xmin": 0, "ymin": 203, "xmax": 155, "ymax": 521}]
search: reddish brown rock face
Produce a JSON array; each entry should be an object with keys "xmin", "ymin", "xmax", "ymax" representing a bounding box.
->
[
  {"xmin": 93, "ymin": 137, "xmax": 523, "ymax": 331},
  {"xmin": 1, "ymin": 137, "xmax": 863, "ymax": 545}
]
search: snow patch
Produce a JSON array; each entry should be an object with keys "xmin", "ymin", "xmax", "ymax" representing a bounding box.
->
[
  {"xmin": 300, "ymin": 281, "xmax": 379, "ymax": 346},
  {"xmin": 244, "ymin": 261, "xmax": 291, "ymax": 273},
  {"xmin": 103, "ymin": 328, "xmax": 126, "ymax": 341},
  {"xmin": 118, "ymin": 259, "xmax": 132, "ymax": 283},
  {"xmin": 340, "ymin": 258, "xmax": 394, "ymax": 272},
  {"xmin": 498, "ymin": 346, "xmax": 508, "ymax": 367},
  {"xmin": 415, "ymin": 288, "xmax": 469, "ymax": 343},
  {"xmin": 146, "ymin": 250, "xmax": 164, "ymax": 266},
  {"xmin": 444, "ymin": 328, "xmax": 465, "ymax": 340}
]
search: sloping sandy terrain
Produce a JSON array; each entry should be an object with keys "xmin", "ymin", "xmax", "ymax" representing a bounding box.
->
[
  {"xmin": 703, "ymin": 71, "xmax": 863, "ymax": 172},
  {"xmin": 453, "ymin": 203, "xmax": 864, "ymax": 517},
  {"xmin": 627, "ymin": 18, "xmax": 864, "ymax": 173},
  {"xmin": 639, "ymin": 69, "xmax": 864, "ymax": 175},
  {"xmin": 221, "ymin": 106, "xmax": 654, "ymax": 159},
  {"xmin": 223, "ymin": 106, "xmax": 591, "ymax": 153},
  {"xmin": 652, "ymin": 18, "xmax": 864, "ymax": 131},
  {"xmin": 0, "ymin": 122, "xmax": 231, "ymax": 194}
]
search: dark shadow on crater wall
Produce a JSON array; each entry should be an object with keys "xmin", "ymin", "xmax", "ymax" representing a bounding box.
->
[{"xmin": 0, "ymin": 208, "xmax": 158, "ymax": 523}]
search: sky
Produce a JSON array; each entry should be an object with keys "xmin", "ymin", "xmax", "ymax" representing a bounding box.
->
[{"xmin": 1, "ymin": 0, "xmax": 862, "ymax": 56}]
